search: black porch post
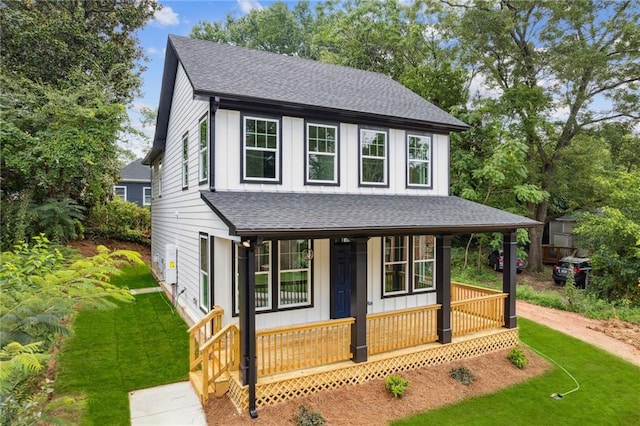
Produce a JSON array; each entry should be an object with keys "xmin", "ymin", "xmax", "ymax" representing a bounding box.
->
[
  {"xmin": 503, "ymin": 231, "xmax": 518, "ymax": 329},
  {"xmin": 350, "ymin": 237, "xmax": 369, "ymax": 363},
  {"xmin": 237, "ymin": 240, "xmax": 258, "ymax": 418},
  {"xmin": 436, "ymin": 234, "xmax": 452, "ymax": 344}
]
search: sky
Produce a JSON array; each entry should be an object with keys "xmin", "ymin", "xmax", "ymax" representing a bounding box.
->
[{"xmin": 128, "ymin": 1, "xmax": 278, "ymax": 157}]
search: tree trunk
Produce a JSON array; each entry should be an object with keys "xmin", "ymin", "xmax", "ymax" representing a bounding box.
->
[{"xmin": 527, "ymin": 200, "xmax": 548, "ymax": 273}]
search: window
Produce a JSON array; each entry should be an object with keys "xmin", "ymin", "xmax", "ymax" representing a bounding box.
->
[
  {"xmin": 407, "ymin": 133, "xmax": 432, "ymax": 188},
  {"xmin": 413, "ymin": 235, "xmax": 435, "ymax": 291},
  {"xmin": 234, "ymin": 240, "xmax": 312, "ymax": 314},
  {"xmin": 153, "ymin": 160, "xmax": 162, "ymax": 199},
  {"xmin": 199, "ymin": 114, "xmax": 208, "ymax": 183},
  {"xmin": 360, "ymin": 129, "xmax": 388, "ymax": 186},
  {"xmin": 383, "ymin": 235, "xmax": 436, "ymax": 297},
  {"xmin": 384, "ymin": 236, "xmax": 408, "ymax": 295},
  {"xmin": 143, "ymin": 187, "xmax": 151, "ymax": 206},
  {"xmin": 199, "ymin": 234, "xmax": 209, "ymax": 312},
  {"xmin": 182, "ymin": 132, "xmax": 189, "ymax": 189},
  {"xmin": 243, "ymin": 116, "xmax": 280, "ymax": 182},
  {"xmin": 278, "ymin": 240, "xmax": 311, "ymax": 308},
  {"xmin": 114, "ymin": 186, "xmax": 126, "ymax": 201},
  {"xmin": 306, "ymin": 123, "xmax": 338, "ymax": 184}
]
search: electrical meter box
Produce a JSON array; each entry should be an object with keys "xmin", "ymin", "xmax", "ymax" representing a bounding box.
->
[{"xmin": 164, "ymin": 244, "xmax": 177, "ymax": 284}]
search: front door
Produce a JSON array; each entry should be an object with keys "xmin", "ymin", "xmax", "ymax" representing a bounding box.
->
[{"xmin": 331, "ymin": 242, "xmax": 351, "ymax": 318}]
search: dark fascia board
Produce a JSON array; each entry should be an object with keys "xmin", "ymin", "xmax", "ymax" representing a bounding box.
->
[
  {"xmin": 202, "ymin": 93, "xmax": 471, "ymax": 134},
  {"xmin": 142, "ymin": 145, "xmax": 164, "ymax": 165},
  {"xmin": 149, "ymin": 38, "xmax": 180, "ymax": 157},
  {"xmin": 230, "ymin": 224, "xmax": 536, "ymax": 240}
]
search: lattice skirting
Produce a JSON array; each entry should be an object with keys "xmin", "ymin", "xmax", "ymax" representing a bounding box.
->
[{"xmin": 228, "ymin": 328, "xmax": 518, "ymax": 411}]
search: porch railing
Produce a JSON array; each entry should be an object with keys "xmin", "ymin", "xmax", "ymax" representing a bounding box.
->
[
  {"xmin": 367, "ymin": 305, "xmax": 441, "ymax": 355},
  {"xmin": 451, "ymin": 293, "xmax": 507, "ymax": 336},
  {"xmin": 198, "ymin": 323, "xmax": 240, "ymax": 399},
  {"xmin": 256, "ymin": 317, "xmax": 354, "ymax": 376},
  {"xmin": 451, "ymin": 281, "xmax": 503, "ymax": 301}
]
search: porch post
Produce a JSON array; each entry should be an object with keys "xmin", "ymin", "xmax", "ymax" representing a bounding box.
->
[
  {"xmin": 237, "ymin": 239, "xmax": 258, "ymax": 419},
  {"xmin": 436, "ymin": 234, "xmax": 452, "ymax": 344},
  {"xmin": 503, "ymin": 231, "xmax": 518, "ymax": 329},
  {"xmin": 350, "ymin": 237, "xmax": 369, "ymax": 363}
]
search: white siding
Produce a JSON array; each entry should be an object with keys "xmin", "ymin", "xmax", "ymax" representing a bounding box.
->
[{"xmin": 214, "ymin": 110, "xmax": 450, "ymax": 195}]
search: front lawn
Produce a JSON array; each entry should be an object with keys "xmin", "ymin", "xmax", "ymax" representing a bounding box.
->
[
  {"xmin": 54, "ymin": 264, "xmax": 188, "ymax": 425},
  {"xmin": 393, "ymin": 318, "xmax": 640, "ymax": 425}
]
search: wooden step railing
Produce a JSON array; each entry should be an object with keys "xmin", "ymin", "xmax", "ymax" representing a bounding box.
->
[
  {"xmin": 188, "ymin": 305, "xmax": 224, "ymax": 371},
  {"xmin": 196, "ymin": 323, "xmax": 240, "ymax": 402}
]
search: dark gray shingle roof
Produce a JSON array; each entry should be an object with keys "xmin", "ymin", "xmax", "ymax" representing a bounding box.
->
[
  {"xmin": 120, "ymin": 159, "xmax": 150, "ymax": 182},
  {"xmin": 200, "ymin": 191, "xmax": 539, "ymax": 238},
  {"xmin": 169, "ymin": 35, "xmax": 467, "ymax": 130}
]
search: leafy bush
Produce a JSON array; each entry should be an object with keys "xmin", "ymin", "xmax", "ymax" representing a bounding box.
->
[
  {"xmin": 86, "ymin": 198, "xmax": 150, "ymax": 243},
  {"xmin": 0, "ymin": 235, "xmax": 140, "ymax": 423},
  {"xmin": 507, "ymin": 346, "xmax": 529, "ymax": 369},
  {"xmin": 294, "ymin": 405, "xmax": 325, "ymax": 426},
  {"xmin": 449, "ymin": 366, "xmax": 475, "ymax": 385},
  {"xmin": 385, "ymin": 374, "xmax": 410, "ymax": 398}
]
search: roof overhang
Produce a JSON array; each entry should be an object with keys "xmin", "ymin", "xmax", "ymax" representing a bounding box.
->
[{"xmin": 200, "ymin": 191, "xmax": 540, "ymax": 239}]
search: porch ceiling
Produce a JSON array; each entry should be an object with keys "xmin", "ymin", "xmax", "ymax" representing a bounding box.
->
[{"xmin": 200, "ymin": 191, "xmax": 540, "ymax": 239}]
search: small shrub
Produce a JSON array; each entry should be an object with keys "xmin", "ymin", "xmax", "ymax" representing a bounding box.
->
[
  {"xmin": 449, "ymin": 366, "xmax": 475, "ymax": 385},
  {"xmin": 294, "ymin": 405, "xmax": 325, "ymax": 426},
  {"xmin": 385, "ymin": 374, "xmax": 410, "ymax": 398},
  {"xmin": 508, "ymin": 346, "xmax": 529, "ymax": 369}
]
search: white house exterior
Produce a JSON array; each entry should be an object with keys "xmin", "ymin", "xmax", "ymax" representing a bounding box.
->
[{"xmin": 143, "ymin": 35, "xmax": 538, "ymax": 414}]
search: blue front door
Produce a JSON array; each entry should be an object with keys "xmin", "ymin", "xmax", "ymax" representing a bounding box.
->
[{"xmin": 332, "ymin": 242, "xmax": 351, "ymax": 319}]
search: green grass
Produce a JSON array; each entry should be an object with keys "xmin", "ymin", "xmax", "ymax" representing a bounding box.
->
[
  {"xmin": 392, "ymin": 318, "xmax": 640, "ymax": 425},
  {"xmin": 54, "ymin": 264, "xmax": 188, "ymax": 425},
  {"xmin": 110, "ymin": 263, "xmax": 158, "ymax": 289}
]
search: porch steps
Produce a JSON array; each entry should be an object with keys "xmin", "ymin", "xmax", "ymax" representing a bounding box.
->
[{"xmin": 188, "ymin": 370, "xmax": 230, "ymax": 404}]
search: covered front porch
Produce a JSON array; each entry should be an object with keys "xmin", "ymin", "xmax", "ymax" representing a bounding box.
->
[
  {"xmin": 189, "ymin": 282, "xmax": 516, "ymax": 411},
  {"xmin": 197, "ymin": 191, "xmax": 538, "ymax": 416}
]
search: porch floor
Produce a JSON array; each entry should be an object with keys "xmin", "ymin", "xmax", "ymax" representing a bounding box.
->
[{"xmin": 226, "ymin": 326, "xmax": 518, "ymax": 411}]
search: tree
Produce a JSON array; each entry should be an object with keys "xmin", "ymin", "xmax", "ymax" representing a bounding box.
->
[
  {"xmin": 444, "ymin": 0, "xmax": 640, "ymax": 271},
  {"xmin": 191, "ymin": 1, "xmax": 318, "ymax": 59},
  {"xmin": 0, "ymin": 0, "xmax": 160, "ymax": 103}
]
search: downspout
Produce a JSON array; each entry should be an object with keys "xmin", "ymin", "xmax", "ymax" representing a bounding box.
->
[{"xmin": 238, "ymin": 238, "xmax": 258, "ymax": 419}]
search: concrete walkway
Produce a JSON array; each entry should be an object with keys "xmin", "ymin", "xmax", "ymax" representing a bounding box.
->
[{"xmin": 129, "ymin": 381, "xmax": 207, "ymax": 425}]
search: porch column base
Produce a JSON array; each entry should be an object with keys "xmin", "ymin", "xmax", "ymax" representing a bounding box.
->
[
  {"xmin": 351, "ymin": 344, "xmax": 368, "ymax": 363},
  {"xmin": 438, "ymin": 328, "xmax": 452, "ymax": 344},
  {"xmin": 505, "ymin": 315, "xmax": 517, "ymax": 329}
]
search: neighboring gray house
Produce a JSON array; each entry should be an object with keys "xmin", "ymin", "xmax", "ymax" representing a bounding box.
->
[
  {"xmin": 143, "ymin": 35, "xmax": 538, "ymax": 414},
  {"xmin": 114, "ymin": 158, "xmax": 151, "ymax": 207}
]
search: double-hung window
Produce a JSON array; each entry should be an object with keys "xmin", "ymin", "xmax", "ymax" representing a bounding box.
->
[
  {"xmin": 306, "ymin": 123, "xmax": 338, "ymax": 184},
  {"xmin": 234, "ymin": 239, "xmax": 312, "ymax": 314},
  {"xmin": 278, "ymin": 240, "xmax": 312, "ymax": 308},
  {"xmin": 360, "ymin": 129, "xmax": 388, "ymax": 186},
  {"xmin": 383, "ymin": 235, "xmax": 436, "ymax": 297},
  {"xmin": 143, "ymin": 187, "xmax": 151, "ymax": 206},
  {"xmin": 113, "ymin": 186, "xmax": 126, "ymax": 201},
  {"xmin": 384, "ymin": 236, "xmax": 408, "ymax": 295},
  {"xmin": 152, "ymin": 160, "xmax": 162, "ymax": 199},
  {"xmin": 199, "ymin": 114, "xmax": 208, "ymax": 184},
  {"xmin": 243, "ymin": 116, "xmax": 280, "ymax": 182},
  {"xmin": 199, "ymin": 233, "xmax": 209, "ymax": 312},
  {"xmin": 407, "ymin": 133, "xmax": 432, "ymax": 188},
  {"xmin": 413, "ymin": 235, "xmax": 435, "ymax": 291},
  {"xmin": 182, "ymin": 132, "xmax": 189, "ymax": 189}
]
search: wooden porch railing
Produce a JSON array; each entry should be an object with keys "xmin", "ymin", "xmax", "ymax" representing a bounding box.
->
[
  {"xmin": 367, "ymin": 305, "xmax": 441, "ymax": 355},
  {"xmin": 188, "ymin": 305, "xmax": 224, "ymax": 370},
  {"xmin": 451, "ymin": 281, "xmax": 503, "ymax": 301},
  {"xmin": 451, "ymin": 293, "xmax": 507, "ymax": 336},
  {"xmin": 256, "ymin": 317, "xmax": 354, "ymax": 375},
  {"xmin": 197, "ymin": 323, "xmax": 240, "ymax": 399}
]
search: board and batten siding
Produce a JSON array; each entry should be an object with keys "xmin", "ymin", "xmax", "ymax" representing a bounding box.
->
[
  {"xmin": 151, "ymin": 64, "xmax": 231, "ymax": 324},
  {"xmin": 214, "ymin": 110, "xmax": 450, "ymax": 195}
]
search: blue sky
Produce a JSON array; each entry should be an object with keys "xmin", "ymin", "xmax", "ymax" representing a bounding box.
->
[{"xmin": 129, "ymin": 1, "xmax": 281, "ymax": 156}]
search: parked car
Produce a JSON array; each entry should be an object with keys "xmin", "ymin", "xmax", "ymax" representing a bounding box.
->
[
  {"xmin": 487, "ymin": 250, "xmax": 524, "ymax": 273},
  {"xmin": 552, "ymin": 257, "xmax": 591, "ymax": 288}
]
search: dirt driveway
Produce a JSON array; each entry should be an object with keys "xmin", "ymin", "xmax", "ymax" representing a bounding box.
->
[{"xmin": 517, "ymin": 301, "xmax": 640, "ymax": 367}]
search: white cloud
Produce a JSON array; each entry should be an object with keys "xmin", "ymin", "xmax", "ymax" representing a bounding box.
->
[
  {"xmin": 154, "ymin": 6, "xmax": 179, "ymax": 27},
  {"xmin": 146, "ymin": 46, "xmax": 161, "ymax": 56},
  {"xmin": 237, "ymin": 0, "xmax": 263, "ymax": 14}
]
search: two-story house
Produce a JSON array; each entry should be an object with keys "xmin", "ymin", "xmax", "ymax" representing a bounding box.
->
[
  {"xmin": 113, "ymin": 158, "xmax": 151, "ymax": 207},
  {"xmin": 143, "ymin": 35, "xmax": 538, "ymax": 417}
]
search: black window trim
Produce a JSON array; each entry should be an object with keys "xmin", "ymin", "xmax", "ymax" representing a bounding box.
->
[
  {"xmin": 381, "ymin": 235, "xmax": 437, "ymax": 299},
  {"xmin": 198, "ymin": 113, "xmax": 209, "ymax": 185},
  {"xmin": 182, "ymin": 131, "xmax": 189, "ymax": 190},
  {"xmin": 405, "ymin": 131, "xmax": 434, "ymax": 190},
  {"xmin": 240, "ymin": 112, "xmax": 283, "ymax": 185},
  {"xmin": 304, "ymin": 120, "xmax": 341, "ymax": 187},
  {"xmin": 358, "ymin": 125, "xmax": 390, "ymax": 188}
]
